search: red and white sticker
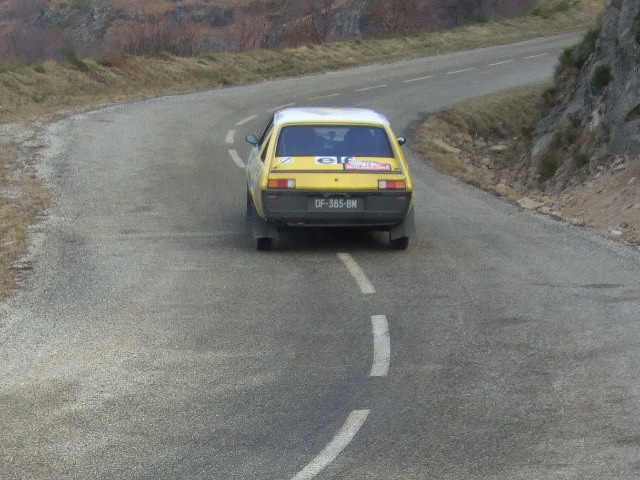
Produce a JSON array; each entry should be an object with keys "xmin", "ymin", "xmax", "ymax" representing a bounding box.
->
[{"xmin": 344, "ymin": 158, "xmax": 391, "ymax": 171}]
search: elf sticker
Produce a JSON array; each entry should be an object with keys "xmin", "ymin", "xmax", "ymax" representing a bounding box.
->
[{"xmin": 316, "ymin": 157, "xmax": 339, "ymax": 164}]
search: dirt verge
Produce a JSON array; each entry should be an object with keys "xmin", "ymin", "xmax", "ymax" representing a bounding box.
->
[
  {"xmin": 413, "ymin": 84, "xmax": 640, "ymax": 248},
  {"xmin": 0, "ymin": 122, "xmax": 51, "ymax": 300}
]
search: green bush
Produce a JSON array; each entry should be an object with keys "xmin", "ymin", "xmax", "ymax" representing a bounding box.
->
[
  {"xmin": 539, "ymin": 151, "xmax": 561, "ymax": 180},
  {"xmin": 473, "ymin": 10, "xmax": 490, "ymax": 24},
  {"xmin": 633, "ymin": 12, "xmax": 640, "ymax": 44},
  {"xmin": 556, "ymin": 28, "xmax": 600, "ymax": 76},
  {"xmin": 591, "ymin": 63, "xmax": 611, "ymax": 91},
  {"xmin": 573, "ymin": 152, "xmax": 589, "ymax": 167},
  {"xmin": 531, "ymin": 0, "xmax": 571, "ymax": 18},
  {"xmin": 551, "ymin": 122, "xmax": 580, "ymax": 148},
  {"xmin": 530, "ymin": 6, "xmax": 546, "ymax": 17},
  {"xmin": 60, "ymin": 44, "xmax": 89, "ymax": 72},
  {"xmin": 582, "ymin": 28, "xmax": 599, "ymax": 52}
]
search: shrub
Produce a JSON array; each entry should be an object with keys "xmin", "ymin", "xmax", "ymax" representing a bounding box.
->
[
  {"xmin": 97, "ymin": 53, "xmax": 139, "ymax": 73},
  {"xmin": 60, "ymin": 44, "xmax": 89, "ymax": 72},
  {"xmin": 539, "ymin": 151, "xmax": 561, "ymax": 180},
  {"xmin": 573, "ymin": 152, "xmax": 589, "ymax": 167},
  {"xmin": 530, "ymin": 6, "xmax": 546, "ymax": 17},
  {"xmin": 582, "ymin": 28, "xmax": 599, "ymax": 53},
  {"xmin": 33, "ymin": 64, "xmax": 46, "ymax": 74},
  {"xmin": 521, "ymin": 124, "xmax": 535, "ymax": 138},
  {"xmin": 473, "ymin": 10, "xmax": 490, "ymax": 24},
  {"xmin": 531, "ymin": 0, "xmax": 571, "ymax": 18},
  {"xmin": 591, "ymin": 63, "xmax": 611, "ymax": 91},
  {"xmin": 552, "ymin": 122, "xmax": 580, "ymax": 148},
  {"xmin": 542, "ymin": 85, "xmax": 558, "ymax": 106},
  {"xmin": 555, "ymin": 28, "xmax": 600, "ymax": 77}
]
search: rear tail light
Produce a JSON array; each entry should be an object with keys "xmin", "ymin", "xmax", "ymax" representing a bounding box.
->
[
  {"xmin": 267, "ymin": 179, "xmax": 296, "ymax": 189},
  {"xmin": 378, "ymin": 180, "xmax": 406, "ymax": 190}
]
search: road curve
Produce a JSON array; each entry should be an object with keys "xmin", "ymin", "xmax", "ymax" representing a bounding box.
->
[{"xmin": 2, "ymin": 33, "xmax": 640, "ymax": 479}]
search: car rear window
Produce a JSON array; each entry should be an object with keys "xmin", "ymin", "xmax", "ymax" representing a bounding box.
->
[{"xmin": 275, "ymin": 125, "xmax": 394, "ymax": 158}]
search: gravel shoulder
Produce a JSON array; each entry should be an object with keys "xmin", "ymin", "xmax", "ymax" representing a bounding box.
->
[{"xmin": 0, "ymin": 120, "xmax": 51, "ymax": 300}]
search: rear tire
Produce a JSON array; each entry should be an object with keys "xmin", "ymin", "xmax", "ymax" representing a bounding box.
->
[
  {"xmin": 390, "ymin": 236, "xmax": 409, "ymax": 250},
  {"xmin": 256, "ymin": 237, "xmax": 273, "ymax": 251}
]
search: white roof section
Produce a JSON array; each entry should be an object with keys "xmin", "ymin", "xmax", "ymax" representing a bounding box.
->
[{"xmin": 273, "ymin": 107, "xmax": 390, "ymax": 126}]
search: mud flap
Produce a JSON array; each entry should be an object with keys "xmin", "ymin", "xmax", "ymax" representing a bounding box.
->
[
  {"xmin": 389, "ymin": 207, "xmax": 415, "ymax": 241},
  {"xmin": 252, "ymin": 214, "xmax": 279, "ymax": 241},
  {"xmin": 247, "ymin": 191, "xmax": 279, "ymax": 242}
]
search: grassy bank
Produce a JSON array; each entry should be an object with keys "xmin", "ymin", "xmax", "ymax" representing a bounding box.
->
[
  {"xmin": 413, "ymin": 83, "xmax": 549, "ymax": 198},
  {"xmin": 0, "ymin": 0, "xmax": 606, "ymax": 299},
  {"xmin": 0, "ymin": 0, "xmax": 604, "ymax": 123}
]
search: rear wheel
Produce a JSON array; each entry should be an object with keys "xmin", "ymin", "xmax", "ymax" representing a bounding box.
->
[
  {"xmin": 390, "ymin": 236, "xmax": 409, "ymax": 250},
  {"xmin": 256, "ymin": 237, "xmax": 273, "ymax": 251}
]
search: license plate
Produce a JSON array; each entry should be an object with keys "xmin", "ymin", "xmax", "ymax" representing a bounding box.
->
[{"xmin": 308, "ymin": 197, "xmax": 363, "ymax": 211}]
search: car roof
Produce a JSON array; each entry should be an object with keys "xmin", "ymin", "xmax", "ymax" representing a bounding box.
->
[{"xmin": 273, "ymin": 107, "xmax": 391, "ymax": 126}]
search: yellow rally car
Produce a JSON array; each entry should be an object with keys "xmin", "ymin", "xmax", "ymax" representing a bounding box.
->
[{"xmin": 245, "ymin": 107, "xmax": 415, "ymax": 250}]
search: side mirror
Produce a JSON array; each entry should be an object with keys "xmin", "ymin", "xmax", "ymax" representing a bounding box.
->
[
  {"xmin": 246, "ymin": 135, "xmax": 259, "ymax": 146},
  {"xmin": 396, "ymin": 137, "xmax": 406, "ymax": 146}
]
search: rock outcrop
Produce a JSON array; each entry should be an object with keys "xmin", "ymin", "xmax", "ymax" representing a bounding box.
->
[{"xmin": 527, "ymin": 0, "xmax": 640, "ymax": 189}]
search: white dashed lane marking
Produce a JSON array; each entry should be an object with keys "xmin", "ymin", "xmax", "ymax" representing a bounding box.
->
[
  {"xmin": 236, "ymin": 114, "xmax": 257, "ymax": 126},
  {"xmin": 269, "ymin": 103, "xmax": 296, "ymax": 112},
  {"xmin": 309, "ymin": 93, "xmax": 341, "ymax": 100},
  {"xmin": 446, "ymin": 67, "xmax": 476, "ymax": 75},
  {"xmin": 337, "ymin": 253, "xmax": 376, "ymax": 294},
  {"xmin": 354, "ymin": 84, "xmax": 387, "ymax": 92},
  {"xmin": 225, "ymin": 129, "xmax": 235, "ymax": 144},
  {"xmin": 525, "ymin": 53, "xmax": 550, "ymax": 59},
  {"xmin": 228, "ymin": 149, "xmax": 245, "ymax": 168},
  {"xmin": 290, "ymin": 410, "xmax": 371, "ymax": 480},
  {"xmin": 403, "ymin": 75, "xmax": 434, "ymax": 83},
  {"xmin": 370, "ymin": 315, "xmax": 391, "ymax": 377},
  {"xmin": 489, "ymin": 60, "xmax": 515, "ymax": 66}
]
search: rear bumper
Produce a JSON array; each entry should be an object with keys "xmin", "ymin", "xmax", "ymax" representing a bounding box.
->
[{"xmin": 261, "ymin": 190, "xmax": 412, "ymax": 228}]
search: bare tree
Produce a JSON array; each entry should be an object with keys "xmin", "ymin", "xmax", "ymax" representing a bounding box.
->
[
  {"xmin": 109, "ymin": 14, "xmax": 207, "ymax": 56},
  {"xmin": 306, "ymin": 0, "xmax": 337, "ymax": 44},
  {"xmin": 362, "ymin": 0, "xmax": 420, "ymax": 36},
  {"xmin": 224, "ymin": 12, "xmax": 271, "ymax": 51},
  {"xmin": 0, "ymin": 0, "xmax": 68, "ymax": 63}
]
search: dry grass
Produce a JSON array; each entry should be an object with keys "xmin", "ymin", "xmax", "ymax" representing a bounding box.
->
[
  {"xmin": 0, "ymin": 0, "xmax": 607, "ymax": 300},
  {"xmin": 413, "ymin": 83, "xmax": 549, "ymax": 189},
  {"xmin": 0, "ymin": 0, "xmax": 606, "ymax": 124}
]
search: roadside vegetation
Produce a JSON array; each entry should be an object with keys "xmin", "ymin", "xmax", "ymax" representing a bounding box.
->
[
  {"xmin": 0, "ymin": 0, "xmax": 606, "ymax": 299},
  {"xmin": 413, "ymin": 82, "xmax": 551, "ymax": 191}
]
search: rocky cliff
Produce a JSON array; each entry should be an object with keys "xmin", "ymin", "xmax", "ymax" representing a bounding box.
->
[{"xmin": 528, "ymin": 0, "xmax": 640, "ymax": 190}]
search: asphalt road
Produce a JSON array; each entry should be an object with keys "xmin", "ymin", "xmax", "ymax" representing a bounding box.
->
[{"xmin": 2, "ymin": 33, "xmax": 640, "ymax": 479}]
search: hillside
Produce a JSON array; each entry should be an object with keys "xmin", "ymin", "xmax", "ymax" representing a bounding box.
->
[{"xmin": 0, "ymin": 0, "xmax": 540, "ymax": 62}]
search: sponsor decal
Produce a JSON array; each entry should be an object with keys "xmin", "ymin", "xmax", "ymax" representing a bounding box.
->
[
  {"xmin": 315, "ymin": 156, "xmax": 391, "ymax": 171},
  {"xmin": 344, "ymin": 158, "xmax": 391, "ymax": 171},
  {"xmin": 316, "ymin": 156, "xmax": 339, "ymax": 164},
  {"xmin": 279, "ymin": 157, "xmax": 294, "ymax": 164}
]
